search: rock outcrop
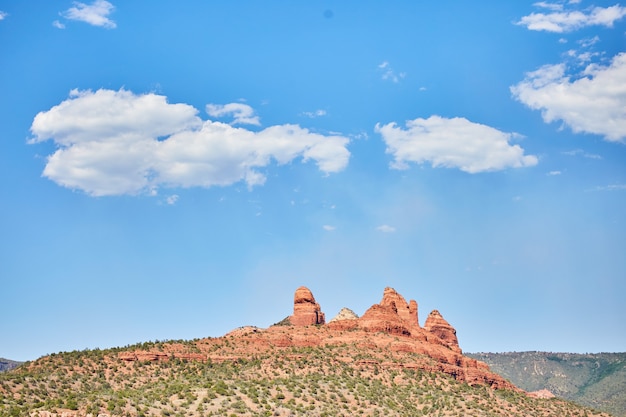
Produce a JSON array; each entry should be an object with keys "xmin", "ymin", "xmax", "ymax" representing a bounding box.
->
[
  {"xmin": 334, "ymin": 287, "xmax": 416, "ymax": 334},
  {"xmin": 355, "ymin": 287, "xmax": 420, "ymax": 334},
  {"xmin": 117, "ymin": 285, "xmax": 516, "ymax": 391},
  {"xmin": 358, "ymin": 295, "xmax": 414, "ymax": 337},
  {"xmin": 328, "ymin": 287, "xmax": 461, "ymax": 352},
  {"xmin": 290, "ymin": 286, "xmax": 325, "ymax": 326},
  {"xmin": 380, "ymin": 287, "xmax": 419, "ymax": 327},
  {"xmin": 424, "ymin": 309, "xmax": 461, "ymax": 353},
  {"xmin": 329, "ymin": 307, "xmax": 359, "ymax": 323},
  {"xmin": 528, "ymin": 389, "xmax": 556, "ymax": 399}
]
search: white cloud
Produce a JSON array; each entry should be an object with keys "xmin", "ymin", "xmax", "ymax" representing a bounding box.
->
[
  {"xmin": 547, "ymin": 170, "xmax": 562, "ymax": 176},
  {"xmin": 378, "ymin": 61, "xmax": 406, "ymax": 83},
  {"xmin": 52, "ymin": 20, "xmax": 66, "ymax": 29},
  {"xmin": 206, "ymin": 103, "xmax": 260, "ymax": 126},
  {"xmin": 0, "ymin": 11, "xmax": 8, "ymax": 20},
  {"xmin": 375, "ymin": 116, "xmax": 538, "ymax": 173},
  {"xmin": 563, "ymin": 149, "xmax": 602, "ymax": 159},
  {"xmin": 575, "ymin": 51, "xmax": 599, "ymax": 63},
  {"xmin": 376, "ymin": 225, "xmax": 396, "ymax": 233},
  {"xmin": 302, "ymin": 109, "xmax": 327, "ymax": 118},
  {"xmin": 166, "ymin": 194, "xmax": 179, "ymax": 205},
  {"xmin": 511, "ymin": 53, "xmax": 626, "ymax": 142},
  {"xmin": 322, "ymin": 225, "xmax": 336, "ymax": 231},
  {"xmin": 30, "ymin": 89, "xmax": 351, "ymax": 196},
  {"xmin": 564, "ymin": 36, "xmax": 601, "ymax": 63},
  {"xmin": 534, "ymin": 2, "xmax": 563, "ymax": 12},
  {"xmin": 61, "ymin": 0, "xmax": 116, "ymax": 29},
  {"xmin": 517, "ymin": 4, "xmax": 626, "ymax": 32},
  {"xmin": 579, "ymin": 36, "xmax": 600, "ymax": 48},
  {"xmin": 591, "ymin": 184, "xmax": 626, "ymax": 191}
]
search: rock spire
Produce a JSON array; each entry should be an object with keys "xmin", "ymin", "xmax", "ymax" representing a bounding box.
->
[
  {"xmin": 424, "ymin": 309, "xmax": 460, "ymax": 352},
  {"xmin": 380, "ymin": 287, "xmax": 419, "ymax": 327},
  {"xmin": 290, "ymin": 286, "xmax": 325, "ymax": 326}
]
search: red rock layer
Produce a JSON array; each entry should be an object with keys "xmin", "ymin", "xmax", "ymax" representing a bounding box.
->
[{"xmin": 118, "ymin": 351, "xmax": 205, "ymax": 362}]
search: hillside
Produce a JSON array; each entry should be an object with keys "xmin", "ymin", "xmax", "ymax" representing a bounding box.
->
[
  {"xmin": 0, "ymin": 360, "xmax": 21, "ymax": 374},
  {"xmin": 468, "ymin": 351, "xmax": 626, "ymax": 417},
  {"xmin": 0, "ymin": 287, "xmax": 614, "ymax": 417}
]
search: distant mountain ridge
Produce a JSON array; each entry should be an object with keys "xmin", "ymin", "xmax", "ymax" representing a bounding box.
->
[
  {"xmin": 0, "ymin": 358, "xmax": 21, "ymax": 373},
  {"xmin": 467, "ymin": 351, "xmax": 626, "ymax": 417}
]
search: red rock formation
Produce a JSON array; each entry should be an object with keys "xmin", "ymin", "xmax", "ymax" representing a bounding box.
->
[
  {"xmin": 290, "ymin": 286, "xmax": 325, "ymax": 326},
  {"xmin": 116, "ymin": 286, "xmax": 519, "ymax": 392},
  {"xmin": 353, "ymin": 287, "xmax": 421, "ymax": 336},
  {"xmin": 359, "ymin": 303, "xmax": 412, "ymax": 336},
  {"xmin": 329, "ymin": 307, "xmax": 359, "ymax": 322},
  {"xmin": 424, "ymin": 309, "xmax": 461, "ymax": 353},
  {"xmin": 380, "ymin": 287, "xmax": 418, "ymax": 327}
]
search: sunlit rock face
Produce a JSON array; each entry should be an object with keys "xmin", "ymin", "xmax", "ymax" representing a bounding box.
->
[
  {"xmin": 424, "ymin": 309, "xmax": 461, "ymax": 353},
  {"xmin": 328, "ymin": 307, "xmax": 359, "ymax": 323},
  {"xmin": 290, "ymin": 286, "xmax": 325, "ymax": 326}
]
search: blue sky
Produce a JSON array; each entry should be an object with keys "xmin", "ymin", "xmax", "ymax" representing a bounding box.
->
[{"xmin": 1, "ymin": 1, "xmax": 625, "ymax": 361}]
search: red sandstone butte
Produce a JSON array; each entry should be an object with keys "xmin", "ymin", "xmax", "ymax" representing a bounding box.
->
[{"xmin": 289, "ymin": 286, "xmax": 326, "ymax": 326}]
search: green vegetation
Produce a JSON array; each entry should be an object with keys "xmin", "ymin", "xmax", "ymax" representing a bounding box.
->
[
  {"xmin": 468, "ymin": 351, "xmax": 626, "ymax": 417},
  {"xmin": 272, "ymin": 317, "xmax": 292, "ymax": 327},
  {"xmin": 0, "ymin": 343, "xmax": 615, "ymax": 417}
]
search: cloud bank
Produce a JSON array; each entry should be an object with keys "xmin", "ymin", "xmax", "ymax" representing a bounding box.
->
[
  {"xmin": 61, "ymin": 0, "xmax": 116, "ymax": 29},
  {"xmin": 511, "ymin": 53, "xmax": 626, "ymax": 142},
  {"xmin": 375, "ymin": 116, "xmax": 538, "ymax": 173},
  {"xmin": 517, "ymin": 4, "xmax": 626, "ymax": 32},
  {"xmin": 30, "ymin": 89, "xmax": 351, "ymax": 196}
]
